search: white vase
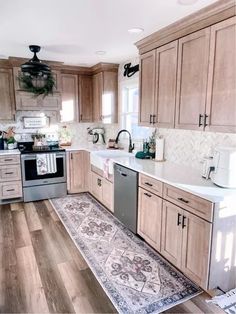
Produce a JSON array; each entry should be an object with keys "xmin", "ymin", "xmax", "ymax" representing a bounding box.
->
[{"xmin": 8, "ymin": 143, "xmax": 15, "ymax": 150}]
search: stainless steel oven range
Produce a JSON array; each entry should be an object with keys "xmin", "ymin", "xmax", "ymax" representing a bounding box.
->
[{"xmin": 19, "ymin": 142, "xmax": 67, "ymax": 202}]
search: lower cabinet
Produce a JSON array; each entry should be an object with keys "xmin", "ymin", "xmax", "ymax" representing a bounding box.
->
[
  {"xmin": 161, "ymin": 200, "xmax": 211, "ymax": 289},
  {"xmin": 138, "ymin": 187, "xmax": 162, "ymax": 252},
  {"xmin": 67, "ymin": 150, "xmax": 90, "ymax": 193},
  {"xmin": 0, "ymin": 154, "xmax": 22, "ymax": 204},
  {"xmin": 91, "ymin": 171, "xmax": 114, "ymax": 212}
]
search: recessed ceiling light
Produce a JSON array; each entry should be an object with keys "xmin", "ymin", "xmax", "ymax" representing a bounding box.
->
[
  {"xmin": 95, "ymin": 51, "xmax": 106, "ymax": 55},
  {"xmin": 178, "ymin": 0, "xmax": 198, "ymax": 5},
  {"xmin": 128, "ymin": 28, "xmax": 144, "ymax": 34}
]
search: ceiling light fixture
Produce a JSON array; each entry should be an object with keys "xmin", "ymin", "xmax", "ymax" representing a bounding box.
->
[
  {"xmin": 177, "ymin": 0, "xmax": 198, "ymax": 5},
  {"xmin": 128, "ymin": 28, "xmax": 144, "ymax": 34},
  {"xmin": 21, "ymin": 45, "xmax": 51, "ymax": 76},
  {"xmin": 95, "ymin": 51, "xmax": 106, "ymax": 55}
]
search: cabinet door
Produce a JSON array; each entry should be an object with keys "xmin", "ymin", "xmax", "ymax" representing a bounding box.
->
[
  {"xmin": 161, "ymin": 201, "xmax": 182, "ymax": 268},
  {"xmin": 175, "ymin": 29, "xmax": 210, "ymax": 130},
  {"xmin": 181, "ymin": 211, "xmax": 211, "ymax": 289},
  {"xmin": 205, "ymin": 17, "xmax": 236, "ymax": 133},
  {"xmin": 61, "ymin": 74, "xmax": 78, "ymax": 122},
  {"xmin": 79, "ymin": 75, "xmax": 93, "ymax": 122},
  {"xmin": 0, "ymin": 68, "xmax": 15, "ymax": 121},
  {"xmin": 41, "ymin": 93, "xmax": 61, "ymax": 111},
  {"xmin": 15, "ymin": 91, "xmax": 39, "ymax": 110},
  {"xmin": 102, "ymin": 71, "xmax": 118, "ymax": 124},
  {"xmin": 155, "ymin": 41, "xmax": 178, "ymax": 128},
  {"xmin": 138, "ymin": 188, "xmax": 162, "ymax": 252},
  {"xmin": 139, "ymin": 51, "xmax": 156, "ymax": 126},
  {"xmin": 102, "ymin": 178, "xmax": 114, "ymax": 212},
  {"xmin": 92, "ymin": 72, "xmax": 103, "ymax": 122},
  {"xmin": 68, "ymin": 151, "xmax": 85, "ymax": 193},
  {"xmin": 91, "ymin": 172, "xmax": 102, "ymax": 202}
]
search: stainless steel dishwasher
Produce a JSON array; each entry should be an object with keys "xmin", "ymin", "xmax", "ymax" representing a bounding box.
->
[{"xmin": 114, "ymin": 163, "xmax": 138, "ymax": 233}]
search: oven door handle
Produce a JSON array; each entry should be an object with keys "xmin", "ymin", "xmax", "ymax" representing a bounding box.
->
[{"xmin": 21, "ymin": 153, "xmax": 65, "ymax": 160}]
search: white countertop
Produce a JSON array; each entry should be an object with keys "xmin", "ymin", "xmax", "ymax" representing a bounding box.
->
[
  {"xmin": 112, "ymin": 156, "xmax": 236, "ymax": 204},
  {"xmin": 63, "ymin": 143, "xmax": 107, "ymax": 152},
  {"xmin": 0, "ymin": 149, "xmax": 20, "ymax": 156},
  {"xmin": 64, "ymin": 144, "xmax": 236, "ymax": 203}
]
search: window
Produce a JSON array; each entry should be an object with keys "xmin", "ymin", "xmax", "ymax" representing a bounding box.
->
[
  {"xmin": 60, "ymin": 100, "xmax": 75, "ymax": 122},
  {"xmin": 121, "ymin": 83, "xmax": 150, "ymax": 140}
]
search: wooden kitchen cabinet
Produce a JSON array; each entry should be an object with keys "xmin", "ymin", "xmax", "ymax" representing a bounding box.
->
[
  {"xmin": 205, "ymin": 16, "xmax": 236, "ymax": 133},
  {"xmin": 61, "ymin": 73, "xmax": 78, "ymax": 122},
  {"xmin": 181, "ymin": 210, "xmax": 211, "ymax": 289},
  {"xmin": 91, "ymin": 170, "xmax": 114, "ymax": 212},
  {"xmin": 139, "ymin": 42, "xmax": 178, "ymax": 128},
  {"xmin": 14, "ymin": 67, "xmax": 61, "ymax": 111},
  {"xmin": 175, "ymin": 28, "xmax": 210, "ymax": 130},
  {"xmin": 138, "ymin": 188, "xmax": 163, "ymax": 252},
  {"xmin": 67, "ymin": 150, "xmax": 90, "ymax": 193},
  {"xmin": 78, "ymin": 75, "xmax": 93, "ymax": 122},
  {"xmin": 92, "ymin": 71, "xmax": 118, "ymax": 124},
  {"xmin": 0, "ymin": 154, "xmax": 22, "ymax": 204},
  {"xmin": 161, "ymin": 200, "xmax": 211, "ymax": 289},
  {"xmin": 139, "ymin": 51, "xmax": 156, "ymax": 126},
  {"xmin": 154, "ymin": 41, "xmax": 178, "ymax": 128},
  {"xmin": 0, "ymin": 68, "xmax": 15, "ymax": 121},
  {"xmin": 161, "ymin": 201, "xmax": 182, "ymax": 268}
]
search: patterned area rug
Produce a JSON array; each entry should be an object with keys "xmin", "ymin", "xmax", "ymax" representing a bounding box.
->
[{"xmin": 50, "ymin": 193, "xmax": 201, "ymax": 314}]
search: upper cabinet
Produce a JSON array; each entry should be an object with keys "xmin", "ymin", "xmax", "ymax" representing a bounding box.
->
[
  {"xmin": 136, "ymin": 0, "xmax": 236, "ymax": 133},
  {"xmin": 13, "ymin": 67, "xmax": 62, "ymax": 111},
  {"xmin": 175, "ymin": 29, "xmax": 210, "ymax": 130},
  {"xmin": 139, "ymin": 51, "xmax": 156, "ymax": 126},
  {"xmin": 0, "ymin": 68, "xmax": 15, "ymax": 121},
  {"xmin": 155, "ymin": 41, "xmax": 178, "ymax": 128},
  {"xmin": 78, "ymin": 75, "xmax": 93, "ymax": 122},
  {"xmin": 61, "ymin": 73, "xmax": 78, "ymax": 122},
  {"xmin": 205, "ymin": 16, "xmax": 236, "ymax": 133},
  {"xmin": 92, "ymin": 68, "xmax": 118, "ymax": 124}
]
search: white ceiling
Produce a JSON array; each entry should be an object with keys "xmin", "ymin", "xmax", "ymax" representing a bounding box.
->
[{"xmin": 0, "ymin": 0, "xmax": 218, "ymax": 66}]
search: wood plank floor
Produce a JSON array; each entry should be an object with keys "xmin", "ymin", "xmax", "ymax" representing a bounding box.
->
[{"xmin": 0, "ymin": 200, "xmax": 224, "ymax": 314}]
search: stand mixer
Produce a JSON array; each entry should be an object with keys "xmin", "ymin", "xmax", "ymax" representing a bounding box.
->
[{"xmin": 87, "ymin": 127, "xmax": 105, "ymax": 144}]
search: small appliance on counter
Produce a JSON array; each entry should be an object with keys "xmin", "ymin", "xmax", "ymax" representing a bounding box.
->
[
  {"xmin": 210, "ymin": 146, "xmax": 236, "ymax": 188},
  {"xmin": 87, "ymin": 127, "xmax": 105, "ymax": 144},
  {"xmin": 202, "ymin": 156, "xmax": 214, "ymax": 179}
]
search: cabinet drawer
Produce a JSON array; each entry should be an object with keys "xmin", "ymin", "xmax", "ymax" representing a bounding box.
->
[
  {"xmin": 0, "ymin": 155, "xmax": 20, "ymax": 165},
  {"xmin": 0, "ymin": 181, "xmax": 22, "ymax": 199},
  {"xmin": 0, "ymin": 165, "xmax": 21, "ymax": 182},
  {"xmin": 163, "ymin": 184, "xmax": 213, "ymax": 222},
  {"xmin": 139, "ymin": 173, "xmax": 163, "ymax": 197}
]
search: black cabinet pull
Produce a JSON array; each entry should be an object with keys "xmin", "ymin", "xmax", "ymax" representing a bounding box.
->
[
  {"xmin": 121, "ymin": 173, "xmax": 127, "ymax": 177},
  {"xmin": 177, "ymin": 213, "xmax": 182, "ymax": 226},
  {"xmin": 204, "ymin": 114, "xmax": 209, "ymax": 127},
  {"xmin": 149, "ymin": 114, "xmax": 153, "ymax": 124},
  {"xmin": 152, "ymin": 115, "xmax": 156, "ymax": 124},
  {"xmin": 97, "ymin": 178, "xmax": 102, "ymax": 187},
  {"xmin": 144, "ymin": 182, "xmax": 153, "ymax": 187},
  {"xmin": 177, "ymin": 197, "xmax": 189, "ymax": 204},
  {"xmin": 5, "ymin": 172, "xmax": 14, "ymax": 175},
  {"xmin": 4, "ymin": 159, "xmax": 13, "ymax": 162},
  {"xmin": 6, "ymin": 189, "xmax": 15, "ymax": 192},
  {"xmin": 198, "ymin": 114, "xmax": 203, "ymax": 127},
  {"xmin": 182, "ymin": 216, "xmax": 187, "ymax": 229},
  {"xmin": 144, "ymin": 192, "xmax": 152, "ymax": 198}
]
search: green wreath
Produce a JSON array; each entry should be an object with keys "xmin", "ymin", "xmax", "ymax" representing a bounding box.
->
[{"xmin": 18, "ymin": 73, "xmax": 55, "ymax": 97}]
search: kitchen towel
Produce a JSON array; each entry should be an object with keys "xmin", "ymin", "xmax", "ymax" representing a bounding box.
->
[{"xmin": 36, "ymin": 153, "xmax": 57, "ymax": 175}]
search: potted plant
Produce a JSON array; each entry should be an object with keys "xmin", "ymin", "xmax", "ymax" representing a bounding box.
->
[{"xmin": 7, "ymin": 136, "xmax": 16, "ymax": 150}]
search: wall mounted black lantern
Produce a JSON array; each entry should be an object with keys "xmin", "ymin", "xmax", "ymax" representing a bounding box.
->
[{"xmin": 123, "ymin": 62, "xmax": 139, "ymax": 78}]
